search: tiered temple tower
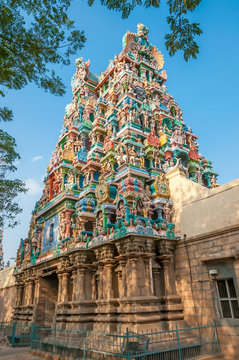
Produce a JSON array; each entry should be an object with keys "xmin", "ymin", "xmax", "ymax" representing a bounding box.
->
[{"xmin": 13, "ymin": 24, "xmax": 217, "ymax": 332}]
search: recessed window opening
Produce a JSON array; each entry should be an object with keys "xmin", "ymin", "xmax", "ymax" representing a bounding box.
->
[
  {"xmin": 216, "ymin": 278, "xmax": 239, "ymax": 319},
  {"xmin": 49, "ymin": 223, "xmax": 54, "ymax": 243}
]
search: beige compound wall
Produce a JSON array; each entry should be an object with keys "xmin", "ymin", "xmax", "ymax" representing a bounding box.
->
[
  {"xmin": 0, "ymin": 266, "xmax": 16, "ymax": 322},
  {"xmin": 167, "ymin": 168, "xmax": 239, "ymax": 237},
  {"xmin": 167, "ymin": 169, "xmax": 239, "ymax": 359}
]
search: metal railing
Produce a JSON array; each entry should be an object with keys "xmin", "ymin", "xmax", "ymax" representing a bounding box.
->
[
  {"xmin": 0, "ymin": 322, "xmax": 32, "ymax": 346},
  {"xmin": 30, "ymin": 322, "xmax": 220, "ymax": 359}
]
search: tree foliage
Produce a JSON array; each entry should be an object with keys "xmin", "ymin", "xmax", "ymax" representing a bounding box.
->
[
  {"xmin": 0, "ymin": 0, "xmax": 86, "ymax": 107},
  {"xmin": 0, "ymin": 128, "xmax": 27, "ymax": 229},
  {"xmin": 0, "ymin": 0, "xmax": 86, "ymax": 228},
  {"xmin": 88, "ymin": 0, "xmax": 202, "ymax": 61}
]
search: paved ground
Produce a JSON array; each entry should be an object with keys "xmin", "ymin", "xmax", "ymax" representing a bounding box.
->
[{"xmin": 0, "ymin": 346, "xmax": 43, "ymax": 359}]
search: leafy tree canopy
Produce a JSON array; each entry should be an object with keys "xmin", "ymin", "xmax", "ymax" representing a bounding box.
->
[
  {"xmin": 88, "ymin": 0, "xmax": 202, "ymax": 61},
  {"xmin": 0, "ymin": 0, "xmax": 86, "ymax": 228},
  {"xmin": 0, "ymin": 129, "xmax": 27, "ymax": 228}
]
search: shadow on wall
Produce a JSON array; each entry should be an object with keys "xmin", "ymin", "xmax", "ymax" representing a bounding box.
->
[
  {"xmin": 0, "ymin": 287, "xmax": 17, "ymax": 322},
  {"xmin": 0, "ymin": 267, "xmax": 16, "ymax": 322}
]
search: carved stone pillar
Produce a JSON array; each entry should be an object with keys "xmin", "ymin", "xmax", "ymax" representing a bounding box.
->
[
  {"xmin": 128, "ymin": 257, "xmax": 138, "ymax": 297},
  {"xmin": 24, "ymin": 282, "xmax": 30, "ymax": 305},
  {"xmin": 152, "ymin": 266, "xmax": 161, "ymax": 297},
  {"xmin": 61, "ymin": 168, "xmax": 68, "ymax": 191},
  {"xmin": 27, "ymin": 281, "xmax": 34, "ymax": 305},
  {"xmin": 97, "ymin": 265, "xmax": 104, "ymax": 299},
  {"xmin": 160, "ymin": 255, "xmax": 173, "ymax": 296},
  {"xmin": 15, "ymin": 285, "xmax": 19, "ymax": 307},
  {"xmin": 77, "ymin": 268, "xmax": 85, "ymax": 300},
  {"xmin": 94, "ymin": 244, "xmax": 115, "ymax": 300},
  {"xmin": 61, "ymin": 272, "xmax": 69, "ymax": 302},
  {"xmin": 72, "ymin": 270, "xmax": 78, "ymax": 301},
  {"xmin": 157, "ymin": 239, "xmax": 177, "ymax": 297},
  {"xmin": 16, "ymin": 284, "xmax": 23, "ymax": 306},
  {"xmin": 115, "ymin": 266, "xmax": 123, "ymax": 299},
  {"xmin": 91, "ymin": 270, "xmax": 96, "ymax": 300},
  {"xmin": 19, "ymin": 284, "xmax": 24, "ymax": 306},
  {"xmin": 57, "ymin": 273, "xmax": 63, "ymax": 302},
  {"xmin": 120, "ymin": 260, "xmax": 127, "ymax": 298},
  {"xmin": 34, "ymin": 277, "xmax": 40, "ymax": 304},
  {"xmin": 105, "ymin": 263, "xmax": 114, "ymax": 299},
  {"xmin": 144, "ymin": 257, "xmax": 153, "ymax": 296}
]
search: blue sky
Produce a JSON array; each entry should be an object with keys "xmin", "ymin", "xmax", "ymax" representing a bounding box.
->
[{"xmin": 2, "ymin": 0, "xmax": 239, "ymax": 264}]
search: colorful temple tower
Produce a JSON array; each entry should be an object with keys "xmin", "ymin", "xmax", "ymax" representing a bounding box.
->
[{"xmin": 13, "ymin": 24, "xmax": 217, "ymax": 331}]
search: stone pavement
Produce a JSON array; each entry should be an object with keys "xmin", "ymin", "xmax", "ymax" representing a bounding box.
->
[{"xmin": 0, "ymin": 346, "xmax": 43, "ymax": 359}]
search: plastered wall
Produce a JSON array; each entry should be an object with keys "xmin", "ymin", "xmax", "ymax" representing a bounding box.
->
[
  {"xmin": 167, "ymin": 168, "xmax": 239, "ymax": 237},
  {"xmin": 0, "ymin": 266, "xmax": 16, "ymax": 322}
]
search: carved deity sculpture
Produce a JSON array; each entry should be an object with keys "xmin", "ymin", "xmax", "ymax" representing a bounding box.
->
[
  {"xmin": 163, "ymin": 202, "xmax": 172, "ymax": 223},
  {"xmin": 143, "ymin": 110, "xmax": 149, "ymax": 128},
  {"xmin": 104, "ymin": 135, "xmax": 114, "ymax": 152},
  {"xmin": 65, "ymin": 170, "xmax": 75, "ymax": 191},
  {"xmin": 154, "ymin": 149, "xmax": 161, "ymax": 168},
  {"xmin": 95, "ymin": 178, "xmax": 109, "ymax": 204},
  {"xmin": 129, "ymin": 146, "xmax": 137, "ymax": 166},
  {"xmin": 116, "ymin": 143, "xmax": 128, "ymax": 166},
  {"xmin": 211, "ymin": 175, "xmax": 217, "ymax": 188},
  {"xmin": 139, "ymin": 150, "xmax": 145, "ymax": 168},
  {"xmin": 116, "ymin": 200, "xmax": 126, "ymax": 220}
]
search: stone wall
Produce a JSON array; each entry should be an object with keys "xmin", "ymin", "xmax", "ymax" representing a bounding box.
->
[
  {"xmin": 167, "ymin": 169, "xmax": 239, "ymax": 360},
  {"xmin": 0, "ymin": 266, "xmax": 16, "ymax": 322}
]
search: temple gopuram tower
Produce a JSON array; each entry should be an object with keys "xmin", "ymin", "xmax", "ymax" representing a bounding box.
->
[{"xmin": 13, "ymin": 24, "xmax": 217, "ymax": 332}]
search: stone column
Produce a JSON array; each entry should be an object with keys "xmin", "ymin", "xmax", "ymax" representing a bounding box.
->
[
  {"xmin": 34, "ymin": 278, "xmax": 40, "ymax": 304},
  {"xmin": 160, "ymin": 255, "xmax": 173, "ymax": 296},
  {"xmin": 16, "ymin": 285, "xmax": 22, "ymax": 306},
  {"xmin": 128, "ymin": 258, "xmax": 138, "ymax": 297},
  {"xmin": 115, "ymin": 267, "xmax": 123, "ymax": 299},
  {"xmin": 120, "ymin": 260, "xmax": 127, "ymax": 298},
  {"xmin": 98, "ymin": 265, "xmax": 104, "ymax": 299},
  {"xmin": 61, "ymin": 272, "xmax": 69, "ymax": 302},
  {"xmin": 91, "ymin": 270, "xmax": 96, "ymax": 300},
  {"xmin": 105, "ymin": 263, "xmax": 114, "ymax": 299},
  {"xmin": 61, "ymin": 168, "xmax": 67, "ymax": 190},
  {"xmin": 19, "ymin": 284, "xmax": 24, "ymax": 306},
  {"xmin": 72, "ymin": 270, "xmax": 78, "ymax": 301},
  {"xmin": 57, "ymin": 273, "xmax": 63, "ymax": 303},
  {"xmin": 144, "ymin": 257, "xmax": 152, "ymax": 296},
  {"xmin": 77, "ymin": 268, "xmax": 85, "ymax": 300},
  {"xmin": 153, "ymin": 267, "xmax": 161, "ymax": 297},
  {"xmin": 27, "ymin": 281, "xmax": 34, "ymax": 305},
  {"xmin": 96, "ymin": 134, "xmax": 100, "ymax": 143},
  {"xmin": 24, "ymin": 282, "xmax": 30, "ymax": 305}
]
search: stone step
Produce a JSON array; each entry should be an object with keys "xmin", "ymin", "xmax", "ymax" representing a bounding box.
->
[{"xmin": 200, "ymin": 354, "xmax": 223, "ymax": 360}]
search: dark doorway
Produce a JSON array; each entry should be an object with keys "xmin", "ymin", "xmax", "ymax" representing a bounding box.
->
[{"xmin": 36, "ymin": 273, "xmax": 58, "ymax": 327}]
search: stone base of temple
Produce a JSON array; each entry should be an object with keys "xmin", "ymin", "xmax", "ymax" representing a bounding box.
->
[
  {"xmin": 55, "ymin": 300, "xmax": 97, "ymax": 330},
  {"xmin": 92, "ymin": 295, "xmax": 184, "ymax": 332},
  {"xmin": 13, "ymin": 235, "xmax": 184, "ymax": 333},
  {"xmin": 38, "ymin": 295, "xmax": 184, "ymax": 333},
  {"xmin": 13, "ymin": 305, "xmax": 34, "ymax": 324}
]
